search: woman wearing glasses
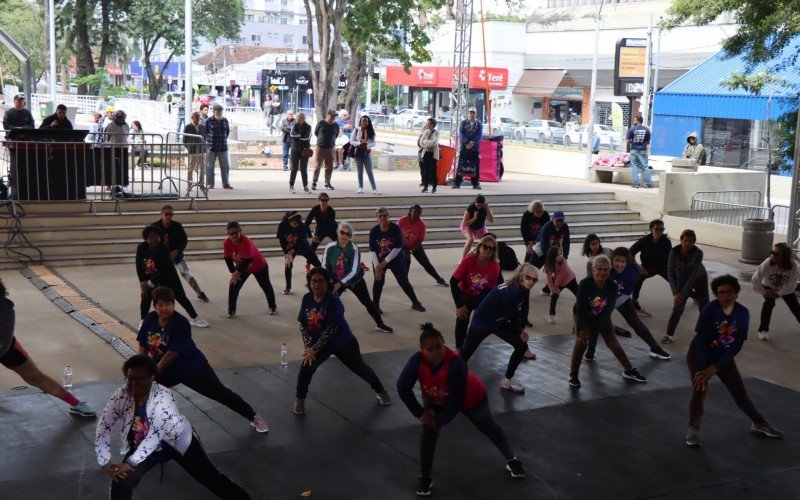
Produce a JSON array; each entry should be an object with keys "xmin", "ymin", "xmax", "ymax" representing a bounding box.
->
[
  {"xmin": 460, "ymin": 264, "xmax": 539, "ymax": 393},
  {"xmin": 277, "ymin": 210, "xmax": 321, "ymax": 295},
  {"xmin": 751, "ymin": 242, "xmax": 800, "ymax": 341},
  {"xmin": 322, "ymin": 221, "xmax": 393, "ymax": 333},
  {"xmin": 223, "ymin": 222, "xmax": 277, "ymax": 318},
  {"xmin": 293, "ymin": 267, "xmax": 391, "ymax": 416},
  {"xmin": 629, "ymin": 220, "xmax": 672, "ymax": 317},
  {"xmin": 305, "ymin": 193, "xmax": 338, "ymax": 252}
]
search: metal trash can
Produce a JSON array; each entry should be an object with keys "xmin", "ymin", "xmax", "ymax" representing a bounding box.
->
[{"xmin": 739, "ymin": 218, "xmax": 775, "ymax": 264}]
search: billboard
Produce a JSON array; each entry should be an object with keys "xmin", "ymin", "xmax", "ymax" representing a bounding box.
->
[{"xmin": 614, "ymin": 38, "xmax": 646, "ymax": 96}]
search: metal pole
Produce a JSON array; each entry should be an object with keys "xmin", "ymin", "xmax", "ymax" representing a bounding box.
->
[
  {"xmin": 585, "ymin": 0, "xmax": 604, "ymax": 179},
  {"xmin": 788, "ymin": 100, "xmax": 800, "ymax": 248},
  {"xmin": 651, "ymin": 16, "xmax": 663, "ymax": 125},
  {"xmin": 641, "ymin": 15, "xmax": 653, "ymax": 127},
  {"xmin": 48, "ymin": 0, "xmax": 57, "ymax": 105},
  {"xmin": 184, "ymin": 0, "xmax": 193, "ymax": 115}
]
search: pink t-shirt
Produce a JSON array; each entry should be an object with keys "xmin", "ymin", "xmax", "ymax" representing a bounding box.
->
[
  {"xmin": 397, "ymin": 216, "xmax": 426, "ymax": 250},
  {"xmin": 224, "ymin": 235, "xmax": 267, "ymax": 274},
  {"xmin": 452, "ymin": 253, "xmax": 501, "ymax": 298},
  {"xmin": 546, "ymin": 259, "xmax": 576, "ymax": 295}
]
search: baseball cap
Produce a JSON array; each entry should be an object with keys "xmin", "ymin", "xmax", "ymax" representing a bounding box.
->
[
  {"xmin": 553, "ymin": 211, "xmax": 565, "ymax": 220},
  {"xmin": 468, "ymin": 107, "xmax": 477, "ymax": 113},
  {"xmin": 212, "ymin": 103, "xmax": 223, "ymax": 110},
  {"xmin": 14, "ymin": 94, "xmax": 25, "ymax": 101},
  {"xmin": 105, "ymin": 105, "xmax": 115, "ymax": 112}
]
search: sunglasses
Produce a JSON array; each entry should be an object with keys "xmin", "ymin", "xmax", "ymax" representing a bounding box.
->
[
  {"xmin": 339, "ymin": 230, "xmax": 352, "ymax": 237},
  {"xmin": 480, "ymin": 244, "xmax": 495, "ymax": 251},
  {"xmin": 523, "ymin": 275, "xmax": 538, "ymax": 283}
]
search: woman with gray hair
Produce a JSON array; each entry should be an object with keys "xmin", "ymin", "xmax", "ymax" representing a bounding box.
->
[
  {"xmin": 520, "ymin": 199, "xmax": 550, "ymax": 268},
  {"xmin": 459, "ymin": 263, "xmax": 539, "ymax": 393},
  {"xmin": 569, "ymin": 255, "xmax": 646, "ymax": 388}
]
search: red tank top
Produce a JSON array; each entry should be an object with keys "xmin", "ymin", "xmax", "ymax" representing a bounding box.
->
[{"xmin": 417, "ymin": 347, "xmax": 485, "ymax": 411}]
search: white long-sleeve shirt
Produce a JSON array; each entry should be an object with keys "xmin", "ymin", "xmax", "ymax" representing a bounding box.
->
[
  {"xmin": 751, "ymin": 258, "xmax": 800, "ymax": 296},
  {"xmin": 350, "ymin": 127, "xmax": 376, "ymax": 150}
]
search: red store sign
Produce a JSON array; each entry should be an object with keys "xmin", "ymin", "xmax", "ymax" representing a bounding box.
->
[{"xmin": 386, "ymin": 66, "xmax": 508, "ymax": 90}]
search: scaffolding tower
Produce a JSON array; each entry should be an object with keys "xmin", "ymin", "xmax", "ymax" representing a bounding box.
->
[{"xmin": 448, "ymin": 0, "xmax": 474, "ymax": 179}]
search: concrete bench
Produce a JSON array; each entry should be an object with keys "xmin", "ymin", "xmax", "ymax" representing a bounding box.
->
[
  {"xmin": 593, "ymin": 165, "xmax": 664, "ymax": 186},
  {"xmin": 376, "ymin": 153, "xmax": 417, "ymax": 171}
]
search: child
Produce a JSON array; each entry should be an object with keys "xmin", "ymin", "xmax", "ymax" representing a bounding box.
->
[{"xmin": 543, "ymin": 246, "xmax": 578, "ymax": 325}]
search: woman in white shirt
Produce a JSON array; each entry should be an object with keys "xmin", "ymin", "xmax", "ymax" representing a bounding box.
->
[
  {"xmin": 751, "ymin": 242, "xmax": 800, "ymax": 341},
  {"xmin": 418, "ymin": 118, "xmax": 440, "ymax": 193},
  {"xmin": 350, "ymin": 115, "xmax": 381, "ymax": 194}
]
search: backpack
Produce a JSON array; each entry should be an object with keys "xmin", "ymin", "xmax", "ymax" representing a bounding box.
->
[{"xmin": 497, "ymin": 241, "xmax": 520, "ymax": 271}]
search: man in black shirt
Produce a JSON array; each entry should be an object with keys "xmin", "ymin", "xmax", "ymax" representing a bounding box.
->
[
  {"xmin": 312, "ymin": 109, "xmax": 339, "ymax": 191},
  {"xmin": 39, "ymin": 104, "xmax": 73, "ymax": 130},
  {"xmin": 2, "ymin": 94, "xmax": 35, "ymax": 131},
  {"xmin": 629, "ymin": 219, "xmax": 672, "ymax": 317}
]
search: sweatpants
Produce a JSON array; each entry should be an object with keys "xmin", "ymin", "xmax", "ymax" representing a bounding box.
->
[
  {"xmin": 404, "ymin": 246, "xmax": 445, "ymax": 283},
  {"xmin": 571, "ymin": 318, "xmax": 633, "ymax": 375},
  {"xmin": 228, "ymin": 267, "xmax": 276, "ymax": 315},
  {"xmin": 372, "ymin": 263, "xmax": 421, "ymax": 307},
  {"xmin": 666, "ymin": 275, "xmax": 710, "ymax": 338},
  {"xmin": 586, "ymin": 299, "xmax": 660, "ymax": 358},
  {"xmin": 460, "ymin": 323, "xmax": 527, "ymax": 380},
  {"xmin": 296, "ymin": 336, "xmax": 384, "ymax": 399},
  {"xmin": 548, "ymin": 278, "xmax": 578, "ymax": 315},
  {"xmin": 337, "ymin": 278, "xmax": 383, "ymax": 325},
  {"xmin": 758, "ymin": 292, "xmax": 800, "ymax": 332},
  {"xmin": 164, "ymin": 363, "xmax": 256, "ymax": 421}
]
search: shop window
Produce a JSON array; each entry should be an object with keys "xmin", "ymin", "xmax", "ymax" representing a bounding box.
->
[{"xmin": 702, "ymin": 117, "xmax": 752, "ymax": 169}]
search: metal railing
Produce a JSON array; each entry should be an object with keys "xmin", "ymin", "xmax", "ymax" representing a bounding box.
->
[{"xmin": 688, "ymin": 190, "xmax": 789, "ymax": 228}]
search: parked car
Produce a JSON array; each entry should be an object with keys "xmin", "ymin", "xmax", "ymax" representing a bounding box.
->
[
  {"xmin": 390, "ymin": 108, "xmax": 430, "ymax": 128},
  {"xmin": 512, "ymin": 119, "xmax": 566, "ymax": 143},
  {"xmin": 366, "ymin": 103, "xmax": 395, "ymax": 124},
  {"xmin": 562, "ymin": 124, "xmax": 622, "ymax": 148},
  {"xmin": 485, "ymin": 116, "xmax": 518, "ymax": 137}
]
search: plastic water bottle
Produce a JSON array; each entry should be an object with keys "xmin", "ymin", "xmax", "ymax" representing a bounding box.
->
[
  {"xmin": 63, "ymin": 365, "xmax": 73, "ymax": 390},
  {"xmin": 280, "ymin": 343, "xmax": 288, "ymax": 367}
]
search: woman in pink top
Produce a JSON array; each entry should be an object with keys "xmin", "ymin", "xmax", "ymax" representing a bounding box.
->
[
  {"xmin": 543, "ymin": 246, "xmax": 577, "ymax": 325},
  {"xmin": 223, "ymin": 221, "xmax": 277, "ymax": 318},
  {"xmin": 397, "ymin": 204, "xmax": 448, "ymax": 287}
]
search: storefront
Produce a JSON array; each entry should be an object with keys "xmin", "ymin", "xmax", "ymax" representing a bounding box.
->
[{"xmin": 511, "ymin": 68, "xmax": 590, "ymax": 124}]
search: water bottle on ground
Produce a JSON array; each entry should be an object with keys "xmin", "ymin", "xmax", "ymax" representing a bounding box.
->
[
  {"xmin": 280, "ymin": 343, "xmax": 288, "ymax": 367},
  {"xmin": 63, "ymin": 365, "xmax": 73, "ymax": 390}
]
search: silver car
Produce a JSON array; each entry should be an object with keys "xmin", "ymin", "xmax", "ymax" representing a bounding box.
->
[
  {"xmin": 390, "ymin": 109, "xmax": 430, "ymax": 129},
  {"xmin": 513, "ymin": 119, "xmax": 566, "ymax": 143},
  {"xmin": 486, "ymin": 116, "xmax": 519, "ymax": 137}
]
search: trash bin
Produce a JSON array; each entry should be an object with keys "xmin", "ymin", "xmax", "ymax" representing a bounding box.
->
[
  {"xmin": 39, "ymin": 100, "xmax": 53, "ymax": 120},
  {"xmin": 437, "ymin": 145, "xmax": 455, "ymax": 186},
  {"xmin": 739, "ymin": 218, "xmax": 775, "ymax": 264}
]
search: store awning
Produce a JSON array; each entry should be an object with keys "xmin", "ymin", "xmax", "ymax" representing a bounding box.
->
[{"xmin": 512, "ymin": 69, "xmax": 566, "ymax": 97}]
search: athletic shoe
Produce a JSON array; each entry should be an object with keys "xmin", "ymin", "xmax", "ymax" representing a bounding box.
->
[
  {"xmin": 190, "ymin": 317, "xmax": 210, "ymax": 328},
  {"xmin": 583, "ymin": 353, "xmax": 595, "ymax": 362},
  {"xmin": 649, "ymin": 347, "xmax": 672, "ymax": 360},
  {"xmin": 411, "ymin": 302, "xmax": 426, "ymax": 312},
  {"xmin": 685, "ymin": 426, "xmax": 700, "ymax": 447},
  {"xmin": 373, "ymin": 189, "xmax": 382, "ymax": 195},
  {"xmin": 569, "ymin": 373, "xmax": 581, "ymax": 388},
  {"xmin": 506, "ymin": 458, "xmax": 525, "ymax": 479},
  {"xmin": 356, "ymin": 187, "xmax": 364, "ymax": 194},
  {"xmin": 500, "ymin": 377, "xmax": 525, "ymax": 393},
  {"xmin": 451, "ymin": 184, "xmax": 461, "ymax": 189},
  {"xmin": 523, "ymin": 348, "xmax": 536, "ymax": 360},
  {"xmin": 251, "ymin": 415, "xmax": 269, "ymax": 433},
  {"xmin": 137, "ymin": 319, "xmax": 143, "ymax": 331},
  {"xmin": 525, "ymin": 320, "xmax": 533, "ymax": 328},
  {"xmin": 757, "ymin": 330, "xmax": 770, "ymax": 341},
  {"xmin": 375, "ymin": 323, "xmax": 394, "ymax": 333},
  {"xmin": 636, "ymin": 308, "xmax": 652, "ymax": 317},
  {"xmin": 226, "ymin": 311, "xmax": 237, "ymax": 318},
  {"xmin": 197, "ymin": 292, "xmax": 210, "ymax": 302},
  {"xmin": 614, "ymin": 326, "xmax": 632, "ymax": 338},
  {"xmin": 431, "ymin": 188, "xmax": 437, "ymax": 194},
  {"xmin": 623, "ymin": 368, "xmax": 647, "ymax": 383},
  {"xmin": 540, "ymin": 288, "xmax": 551, "ymax": 296},
  {"xmin": 311, "ymin": 181, "xmax": 317, "ymax": 190},
  {"xmin": 473, "ymin": 185, "xmax": 482, "ymax": 190},
  {"xmin": 283, "ymin": 288, "xmax": 292, "ymax": 295},
  {"xmin": 223, "ymin": 185, "xmax": 233, "ymax": 190},
  {"xmin": 421, "ymin": 187, "xmax": 428, "ymax": 193},
  {"xmin": 751, "ymin": 422, "xmax": 783, "ymax": 438},
  {"xmin": 293, "ymin": 399, "xmax": 305, "ymax": 416},
  {"xmin": 376, "ymin": 391, "xmax": 392, "ymax": 406},
  {"xmin": 547, "ymin": 315, "xmax": 556, "ymax": 325},
  {"xmin": 416, "ymin": 476, "xmax": 433, "ymax": 496},
  {"xmin": 435, "ymin": 278, "xmax": 448, "ymax": 287},
  {"xmin": 304, "ymin": 186, "xmax": 312, "ymax": 194},
  {"xmin": 69, "ymin": 401, "xmax": 97, "ymax": 418},
  {"xmin": 289, "ymin": 186, "xmax": 295, "ymax": 194},
  {"xmin": 661, "ymin": 335, "xmax": 674, "ymax": 344},
  {"xmin": 325, "ymin": 183, "xmax": 335, "ymax": 190},
  {"xmin": 269, "ymin": 307, "xmax": 277, "ymax": 316},
  {"xmin": 283, "ymin": 166, "xmax": 288, "ymax": 171}
]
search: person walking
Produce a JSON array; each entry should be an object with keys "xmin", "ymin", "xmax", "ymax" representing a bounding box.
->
[
  {"xmin": 460, "ymin": 264, "xmax": 539, "ymax": 393},
  {"xmin": 129, "ymin": 120, "xmax": 148, "ymax": 168},
  {"xmin": 630, "ymin": 220, "xmax": 672, "ymax": 317},
  {"xmin": 751, "ymin": 242, "xmax": 800, "ymax": 341},
  {"xmin": 175, "ymin": 95, "xmax": 186, "ymax": 134},
  {"xmin": 312, "ymin": 109, "xmax": 339, "ymax": 190},
  {"xmin": 279, "ymin": 110, "xmax": 296, "ymax": 172},
  {"xmin": 269, "ymin": 94, "xmax": 282, "ymax": 135},
  {"xmin": 460, "ymin": 195, "xmax": 494, "ymax": 259},
  {"xmin": 663, "ymin": 229, "xmax": 710, "ymax": 344},
  {"xmin": 569, "ymin": 255, "xmax": 647, "ymax": 389},
  {"xmin": 151, "ymin": 205, "xmax": 209, "ymax": 302},
  {"xmin": 418, "ymin": 118, "xmax": 440, "ymax": 193},
  {"xmin": 183, "ymin": 111, "xmax": 207, "ymax": 186},
  {"xmin": 684, "ymin": 275, "xmax": 783, "ymax": 447},
  {"xmin": 39, "ymin": 103, "xmax": 73, "ymax": 129},
  {"xmin": 397, "ymin": 204, "xmax": 448, "ymax": 287},
  {"xmin": 95, "ymin": 355, "xmax": 252, "ymax": 499},
  {"xmin": 323, "ymin": 221, "xmax": 393, "ymax": 333},
  {"xmin": 293, "ymin": 267, "xmax": 392, "ymax": 416},
  {"xmin": 396, "ymin": 323, "xmax": 525, "ymax": 496},
  {"xmin": 351, "ymin": 115, "xmax": 381, "ymax": 194},
  {"xmin": 626, "ymin": 115, "xmax": 652, "ymax": 189},
  {"xmin": 453, "ymin": 107, "xmax": 482, "ymax": 189},
  {"xmin": 136, "ymin": 225, "xmax": 209, "ymax": 328},
  {"xmin": 277, "ymin": 210, "xmax": 321, "ymax": 295},
  {"xmin": 520, "ymin": 200, "xmax": 550, "ymax": 268},
  {"xmin": 138, "ymin": 286, "xmax": 268, "ymax": 433},
  {"xmin": 205, "ymin": 103, "xmax": 232, "ymax": 190},
  {"xmin": 223, "ymin": 222, "xmax": 277, "ymax": 318},
  {"xmin": 289, "ymin": 112, "xmax": 312, "ymax": 194},
  {"xmin": 305, "ymin": 192, "xmax": 338, "ymax": 252},
  {"xmin": 0, "ymin": 279, "xmax": 96, "ymax": 417},
  {"xmin": 543, "ymin": 246, "xmax": 578, "ymax": 325}
]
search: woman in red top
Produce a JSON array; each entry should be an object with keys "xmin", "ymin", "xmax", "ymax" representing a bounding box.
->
[
  {"xmin": 396, "ymin": 323, "xmax": 524, "ymax": 496},
  {"xmin": 450, "ymin": 235, "xmax": 501, "ymax": 351},
  {"xmin": 223, "ymin": 221, "xmax": 277, "ymax": 318},
  {"xmin": 397, "ymin": 204, "xmax": 448, "ymax": 287}
]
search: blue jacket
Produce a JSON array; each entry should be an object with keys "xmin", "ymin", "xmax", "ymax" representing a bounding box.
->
[{"xmin": 460, "ymin": 119, "xmax": 482, "ymax": 148}]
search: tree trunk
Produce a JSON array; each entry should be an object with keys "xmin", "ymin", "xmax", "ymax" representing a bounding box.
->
[
  {"xmin": 97, "ymin": 0, "xmax": 112, "ymax": 69},
  {"xmin": 342, "ymin": 46, "xmax": 367, "ymax": 123},
  {"xmin": 304, "ymin": 0, "xmax": 346, "ymax": 121},
  {"xmin": 73, "ymin": 0, "xmax": 96, "ymax": 94}
]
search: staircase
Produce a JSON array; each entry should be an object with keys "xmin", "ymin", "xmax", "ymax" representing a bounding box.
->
[{"xmin": 1, "ymin": 192, "xmax": 649, "ymax": 268}]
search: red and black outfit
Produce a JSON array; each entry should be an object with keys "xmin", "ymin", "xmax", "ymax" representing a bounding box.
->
[{"xmin": 450, "ymin": 253, "xmax": 501, "ymax": 350}]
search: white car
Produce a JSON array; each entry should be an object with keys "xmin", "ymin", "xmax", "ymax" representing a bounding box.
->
[
  {"xmin": 562, "ymin": 124, "xmax": 622, "ymax": 148},
  {"xmin": 390, "ymin": 109, "xmax": 430, "ymax": 128}
]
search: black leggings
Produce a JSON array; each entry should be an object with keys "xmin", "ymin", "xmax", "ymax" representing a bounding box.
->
[
  {"xmin": 420, "ymin": 395, "xmax": 514, "ymax": 477},
  {"xmin": 289, "ymin": 148, "xmax": 309, "ymax": 188},
  {"xmin": 285, "ymin": 249, "xmax": 321, "ymax": 289},
  {"xmin": 632, "ymin": 269, "xmax": 669, "ymax": 303},
  {"xmin": 549, "ymin": 279, "xmax": 578, "ymax": 315},
  {"xmin": 667, "ymin": 274, "xmax": 710, "ymax": 338},
  {"xmin": 404, "ymin": 247, "xmax": 444, "ymax": 283},
  {"xmin": 310, "ymin": 229, "xmax": 337, "ymax": 252},
  {"xmin": 296, "ymin": 336, "xmax": 384, "ymax": 399},
  {"xmin": 758, "ymin": 293, "xmax": 800, "ymax": 332},
  {"xmin": 337, "ymin": 279, "xmax": 383, "ymax": 325},
  {"xmin": 141, "ymin": 283, "xmax": 197, "ymax": 320},
  {"xmin": 454, "ymin": 297, "xmax": 482, "ymax": 350},
  {"xmin": 421, "ymin": 151, "xmax": 437, "ymax": 189},
  {"xmin": 586, "ymin": 299, "xmax": 660, "ymax": 358},
  {"xmin": 164, "ymin": 364, "xmax": 256, "ymax": 421},
  {"xmin": 228, "ymin": 267, "xmax": 276, "ymax": 314},
  {"xmin": 372, "ymin": 262, "xmax": 421, "ymax": 307},
  {"xmin": 111, "ymin": 433, "xmax": 251, "ymax": 500},
  {"xmin": 460, "ymin": 323, "xmax": 527, "ymax": 379}
]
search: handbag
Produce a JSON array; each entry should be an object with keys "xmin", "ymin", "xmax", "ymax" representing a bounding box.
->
[
  {"xmin": 341, "ymin": 142, "xmax": 353, "ymax": 158},
  {"xmin": 302, "ymin": 147, "xmax": 314, "ymax": 158}
]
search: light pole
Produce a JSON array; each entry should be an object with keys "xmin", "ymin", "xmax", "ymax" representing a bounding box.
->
[
  {"xmin": 184, "ymin": 0, "xmax": 193, "ymax": 106},
  {"xmin": 585, "ymin": 0, "xmax": 605, "ymax": 179},
  {"xmin": 48, "ymin": 0, "xmax": 56, "ymax": 105}
]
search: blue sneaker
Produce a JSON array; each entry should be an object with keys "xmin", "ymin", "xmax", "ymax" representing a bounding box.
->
[{"xmin": 69, "ymin": 401, "xmax": 97, "ymax": 418}]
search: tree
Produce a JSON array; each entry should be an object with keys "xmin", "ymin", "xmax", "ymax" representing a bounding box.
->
[
  {"xmin": 0, "ymin": 0, "xmax": 47, "ymax": 86},
  {"xmin": 303, "ymin": 0, "xmax": 347, "ymax": 120}
]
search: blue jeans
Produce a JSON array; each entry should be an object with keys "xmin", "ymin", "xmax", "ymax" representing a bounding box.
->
[
  {"xmin": 629, "ymin": 150, "xmax": 651, "ymax": 187},
  {"xmin": 206, "ymin": 150, "xmax": 230, "ymax": 187},
  {"xmin": 282, "ymin": 141, "xmax": 291, "ymax": 169},
  {"xmin": 355, "ymin": 154, "xmax": 377, "ymax": 190}
]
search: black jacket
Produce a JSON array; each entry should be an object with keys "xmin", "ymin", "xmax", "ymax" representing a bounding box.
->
[{"xmin": 630, "ymin": 234, "xmax": 672, "ymax": 276}]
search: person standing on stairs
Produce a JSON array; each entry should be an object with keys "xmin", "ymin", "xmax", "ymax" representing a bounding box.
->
[
  {"xmin": 305, "ymin": 193, "xmax": 338, "ymax": 253},
  {"xmin": 277, "ymin": 210, "xmax": 321, "ymax": 296},
  {"xmin": 152, "ymin": 205, "xmax": 209, "ymax": 303}
]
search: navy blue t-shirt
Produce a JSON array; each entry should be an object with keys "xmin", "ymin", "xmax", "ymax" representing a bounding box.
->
[
  {"xmin": 626, "ymin": 124, "xmax": 651, "ymax": 151},
  {"xmin": 298, "ymin": 292, "xmax": 353, "ymax": 350},
  {"xmin": 690, "ymin": 300, "xmax": 749, "ymax": 370},
  {"xmin": 610, "ymin": 265, "xmax": 639, "ymax": 298},
  {"xmin": 137, "ymin": 311, "xmax": 208, "ymax": 386},
  {"xmin": 470, "ymin": 283, "xmax": 529, "ymax": 333},
  {"xmin": 369, "ymin": 223, "xmax": 406, "ymax": 269}
]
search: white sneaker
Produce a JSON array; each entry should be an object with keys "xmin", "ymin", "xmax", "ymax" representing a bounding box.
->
[
  {"xmin": 500, "ymin": 376, "xmax": 525, "ymax": 393},
  {"xmin": 137, "ymin": 319, "xmax": 143, "ymax": 331},
  {"xmin": 356, "ymin": 187, "xmax": 364, "ymax": 194},
  {"xmin": 373, "ymin": 189, "xmax": 382, "ymax": 195},
  {"xmin": 250, "ymin": 414, "xmax": 269, "ymax": 433},
  {"xmin": 757, "ymin": 330, "xmax": 770, "ymax": 341},
  {"xmin": 190, "ymin": 317, "xmax": 210, "ymax": 328},
  {"xmin": 547, "ymin": 315, "xmax": 556, "ymax": 325}
]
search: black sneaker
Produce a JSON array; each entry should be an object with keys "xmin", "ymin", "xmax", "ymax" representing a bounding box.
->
[
  {"xmin": 375, "ymin": 323, "xmax": 394, "ymax": 333},
  {"xmin": 583, "ymin": 353, "xmax": 595, "ymax": 362},
  {"xmin": 623, "ymin": 368, "xmax": 647, "ymax": 383},
  {"xmin": 325, "ymin": 183, "xmax": 335, "ymax": 190},
  {"xmin": 569, "ymin": 373, "xmax": 581, "ymax": 388},
  {"xmin": 411, "ymin": 302, "xmax": 427, "ymax": 312},
  {"xmin": 525, "ymin": 320, "xmax": 533, "ymax": 328},
  {"xmin": 435, "ymin": 278, "xmax": 448, "ymax": 287},
  {"xmin": 473, "ymin": 184, "xmax": 482, "ymax": 190},
  {"xmin": 416, "ymin": 476, "xmax": 433, "ymax": 496},
  {"xmin": 649, "ymin": 347, "xmax": 672, "ymax": 360},
  {"xmin": 311, "ymin": 181, "xmax": 317, "ymax": 190},
  {"xmin": 506, "ymin": 458, "xmax": 525, "ymax": 479},
  {"xmin": 283, "ymin": 288, "xmax": 292, "ymax": 295},
  {"xmin": 614, "ymin": 326, "xmax": 632, "ymax": 338},
  {"xmin": 451, "ymin": 184, "xmax": 460, "ymax": 189},
  {"xmin": 197, "ymin": 292, "xmax": 210, "ymax": 302},
  {"xmin": 269, "ymin": 306, "xmax": 277, "ymax": 316}
]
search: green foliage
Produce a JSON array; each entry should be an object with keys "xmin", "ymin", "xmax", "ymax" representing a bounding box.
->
[
  {"xmin": 723, "ymin": 72, "xmax": 785, "ymax": 97},
  {"xmin": 775, "ymin": 108, "xmax": 797, "ymax": 170},
  {"xmin": 0, "ymin": 0, "xmax": 47, "ymax": 85},
  {"xmin": 71, "ymin": 69, "xmax": 109, "ymax": 92}
]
